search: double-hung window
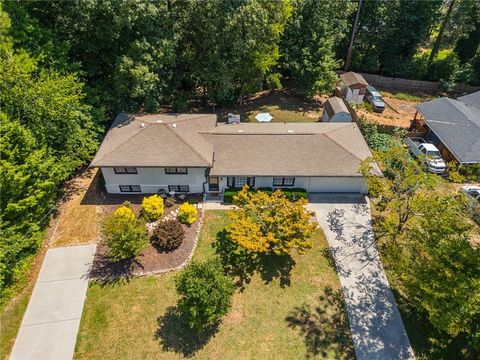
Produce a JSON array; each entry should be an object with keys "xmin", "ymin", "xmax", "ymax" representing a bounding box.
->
[
  {"xmin": 119, "ymin": 185, "xmax": 141, "ymax": 192},
  {"xmin": 114, "ymin": 167, "xmax": 137, "ymax": 174},
  {"xmin": 273, "ymin": 177, "xmax": 295, "ymax": 187},
  {"xmin": 227, "ymin": 177, "xmax": 255, "ymax": 188},
  {"xmin": 165, "ymin": 167, "xmax": 188, "ymax": 174}
]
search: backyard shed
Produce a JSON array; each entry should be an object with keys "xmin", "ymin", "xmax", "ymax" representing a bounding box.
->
[
  {"xmin": 339, "ymin": 72, "xmax": 369, "ymax": 105},
  {"xmin": 321, "ymin": 97, "xmax": 352, "ymax": 122}
]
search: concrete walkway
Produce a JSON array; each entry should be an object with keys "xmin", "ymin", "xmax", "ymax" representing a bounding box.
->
[
  {"xmin": 11, "ymin": 244, "xmax": 96, "ymax": 360},
  {"xmin": 308, "ymin": 194, "xmax": 414, "ymax": 360}
]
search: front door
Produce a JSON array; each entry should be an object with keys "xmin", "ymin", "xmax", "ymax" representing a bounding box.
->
[{"xmin": 208, "ymin": 176, "xmax": 219, "ymax": 192}]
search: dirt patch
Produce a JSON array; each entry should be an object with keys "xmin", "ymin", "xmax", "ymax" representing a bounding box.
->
[
  {"xmin": 50, "ymin": 168, "xmax": 103, "ymax": 247},
  {"xmin": 89, "ymin": 198, "xmax": 203, "ymax": 283},
  {"xmin": 357, "ymin": 92, "xmax": 431, "ymax": 128}
]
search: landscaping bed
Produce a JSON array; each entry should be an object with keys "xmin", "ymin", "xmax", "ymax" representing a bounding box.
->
[
  {"xmin": 90, "ymin": 195, "xmax": 203, "ymax": 281},
  {"xmin": 75, "ymin": 211, "xmax": 354, "ymax": 359},
  {"xmin": 223, "ymin": 187, "xmax": 307, "ymax": 203}
]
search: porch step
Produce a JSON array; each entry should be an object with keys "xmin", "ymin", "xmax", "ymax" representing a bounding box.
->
[{"xmin": 204, "ymin": 193, "xmax": 223, "ymax": 202}]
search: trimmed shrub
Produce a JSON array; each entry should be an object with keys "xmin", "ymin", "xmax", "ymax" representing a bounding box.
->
[
  {"xmin": 113, "ymin": 205, "xmax": 136, "ymax": 220},
  {"xmin": 280, "ymin": 188, "xmax": 308, "ymax": 201},
  {"xmin": 101, "ymin": 214, "xmax": 148, "ymax": 261},
  {"xmin": 177, "ymin": 203, "xmax": 198, "ymax": 225},
  {"xmin": 141, "ymin": 194, "xmax": 164, "ymax": 221},
  {"xmin": 175, "ymin": 260, "xmax": 235, "ymax": 330},
  {"xmin": 257, "ymin": 187, "xmax": 273, "ymax": 196},
  {"xmin": 151, "ymin": 220, "xmax": 185, "ymax": 250}
]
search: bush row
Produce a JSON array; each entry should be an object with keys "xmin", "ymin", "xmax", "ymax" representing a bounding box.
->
[{"xmin": 223, "ymin": 187, "xmax": 307, "ymax": 203}]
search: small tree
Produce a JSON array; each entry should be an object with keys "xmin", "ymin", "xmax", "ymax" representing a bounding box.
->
[
  {"xmin": 227, "ymin": 186, "xmax": 316, "ymax": 255},
  {"xmin": 175, "ymin": 260, "xmax": 234, "ymax": 330},
  {"xmin": 101, "ymin": 210, "xmax": 148, "ymax": 261},
  {"xmin": 151, "ymin": 220, "xmax": 185, "ymax": 250},
  {"xmin": 141, "ymin": 194, "xmax": 164, "ymax": 221},
  {"xmin": 177, "ymin": 203, "xmax": 198, "ymax": 225}
]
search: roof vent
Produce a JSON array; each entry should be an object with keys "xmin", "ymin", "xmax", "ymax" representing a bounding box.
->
[
  {"xmin": 172, "ymin": 123, "xmax": 177, "ymax": 128},
  {"xmin": 237, "ymin": 129, "xmax": 244, "ymax": 133},
  {"xmin": 287, "ymin": 129, "xmax": 294, "ymax": 133},
  {"xmin": 156, "ymin": 120, "xmax": 163, "ymax": 123},
  {"xmin": 140, "ymin": 123, "xmax": 145, "ymax": 128}
]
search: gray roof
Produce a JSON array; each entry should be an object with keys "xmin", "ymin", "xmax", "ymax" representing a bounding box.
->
[
  {"xmin": 90, "ymin": 113, "xmax": 216, "ymax": 167},
  {"xmin": 91, "ymin": 114, "xmax": 379, "ymax": 177},
  {"xmin": 340, "ymin": 72, "xmax": 368, "ymax": 88},
  {"xmin": 324, "ymin": 97, "xmax": 349, "ymax": 118},
  {"xmin": 416, "ymin": 97, "xmax": 480, "ymax": 164},
  {"xmin": 201, "ymin": 123, "xmax": 379, "ymax": 176},
  {"xmin": 458, "ymin": 91, "xmax": 480, "ymax": 110}
]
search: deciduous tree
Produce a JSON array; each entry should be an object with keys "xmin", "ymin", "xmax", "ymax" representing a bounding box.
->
[{"xmin": 227, "ymin": 186, "xmax": 316, "ymax": 255}]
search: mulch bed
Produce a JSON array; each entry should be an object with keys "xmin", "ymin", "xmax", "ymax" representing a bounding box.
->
[{"xmin": 89, "ymin": 194, "xmax": 203, "ymax": 283}]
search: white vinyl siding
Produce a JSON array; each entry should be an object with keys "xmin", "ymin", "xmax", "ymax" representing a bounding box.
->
[{"xmin": 102, "ymin": 167, "xmax": 206, "ymax": 194}]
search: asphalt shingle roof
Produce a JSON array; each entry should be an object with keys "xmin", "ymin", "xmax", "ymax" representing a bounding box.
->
[
  {"xmin": 91, "ymin": 114, "xmax": 379, "ymax": 177},
  {"xmin": 458, "ymin": 91, "xmax": 480, "ymax": 110},
  {"xmin": 416, "ymin": 97, "xmax": 480, "ymax": 164}
]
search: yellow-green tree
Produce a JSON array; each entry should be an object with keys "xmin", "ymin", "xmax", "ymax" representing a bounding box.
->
[{"xmin": 227, "ymin": 186, "xmax": 316, "ymax": 255}]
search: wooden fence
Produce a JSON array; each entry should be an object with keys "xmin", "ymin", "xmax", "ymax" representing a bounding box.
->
[{"xmin": 357, "ymin": 72, "xmax": 480, "ymax": 95}]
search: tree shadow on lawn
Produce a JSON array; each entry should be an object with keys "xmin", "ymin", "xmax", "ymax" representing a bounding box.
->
[
  {"xmin": 86, "ymin": 252, "xmax": 143, "ymax": 287},
  {"xmin": 213, "ymin": 229, "xmax": 295, "ymax": 290},
  {"xmin": 285, "ymin": 286, "xmax": 355, "ymax": 359},
  {"xmin": 154, "ymin": 306, "xmax": 219, "ymax": 357}
]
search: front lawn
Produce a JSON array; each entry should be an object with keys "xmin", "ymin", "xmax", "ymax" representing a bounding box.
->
[{"xmin": 75, "ymin": 211, "xmax": 354, "ymax": 359}]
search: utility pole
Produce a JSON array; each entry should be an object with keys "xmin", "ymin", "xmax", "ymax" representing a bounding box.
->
[{"xmin": 344, "ymin": 0, "xmax": 363, "ymax": 71}]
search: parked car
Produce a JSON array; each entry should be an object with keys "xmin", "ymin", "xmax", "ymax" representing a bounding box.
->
[
  {"xmin": 460, "ymin": 185, "xmax": 480, "ymax": 222},
  {"xmin": 407, "ymin": 137, "xmax": 446, "ymax": 174},
  {"xmin": 365, "ymin": 85, "xmax": 385, "ymax": 112}
]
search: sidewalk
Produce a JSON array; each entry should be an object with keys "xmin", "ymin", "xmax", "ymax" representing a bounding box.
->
[{"xmin": 10, "ymin": 244, "xmax": 96, "ymax": 360}]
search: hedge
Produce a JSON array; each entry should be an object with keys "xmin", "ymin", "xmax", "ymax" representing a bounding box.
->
[{"xmin": 223, "ymin": 187, "xmax": 307, "ymax": 203}]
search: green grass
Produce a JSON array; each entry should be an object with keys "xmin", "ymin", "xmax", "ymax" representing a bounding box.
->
[
  {"xmin": 381, "ymin": 91, "xmax": 425, "ymax": 102},
  {"xmin": 0, "ymin": 288, "xmax": 31, "ymax": 360},
  {"xmin": 216, "ymin": 89, "xmax": 322, "ymax": 124},
  {"xmin": 75, "ymin": 211, "xmax": 353, "ymax": 359}
]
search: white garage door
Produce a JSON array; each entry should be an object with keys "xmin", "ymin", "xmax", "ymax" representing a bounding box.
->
[{"xmin": 308, "ymin": 177, "xmax": 367, "ymax": 194}]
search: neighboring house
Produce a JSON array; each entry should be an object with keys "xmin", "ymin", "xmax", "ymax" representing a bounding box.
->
[
  {"xmin": 413, "ymin": 93, "xmax": 480, "ymax": 165},
  {"xmin": 90, "ymin": 113, "xmax": 380, "ymax": 196},
  {"xmin": 321, "ymin": 97, "xmax": 352, "ymax": 123},
  {"xmin": 339, "ymin": 72, "xmax": 369, "ymax": 105}
]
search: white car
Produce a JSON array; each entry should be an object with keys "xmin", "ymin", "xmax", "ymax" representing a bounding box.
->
[{"xmin": 461, "ymin": 185, "xmax": 480, "ymax": 218}]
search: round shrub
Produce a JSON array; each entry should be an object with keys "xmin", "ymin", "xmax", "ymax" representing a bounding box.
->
[
  {"xmin": 113, "ymin": 205, "xmax": 135, "ymax": 220},
  {"xmin": 151, "ymin": 220, "xmax": 185, "ymax": 250},
  {"xmin": 177, "ymin": 203, "xmax": 198, "ymax": 225},
  {"xmin": 175, "ymin": 260, "xmax": 234, "ymax": 330},
  {"xmin": 141, "ymin": 194, "xmax": 164, "ymax": 221},
  {"xmin": 101, "ymin": 214, "xmax": 147, "ymax": 261}
]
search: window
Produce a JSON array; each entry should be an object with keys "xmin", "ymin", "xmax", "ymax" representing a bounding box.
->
[
  {"xmin": 168, "ymin": 185, "xmax": 190, "ymax": 193},
  {"xmin": 273, "ymin": 177, "xmax": 295, "ymax": 187},
  {"xmin": 114, "ymin": 167, "xmax": 137, "ymax": 174},
  {"xmin": 165, "ymin": 167, "xmax": 188, "ymax": 174},
  {"xmin": 227, "ymin": 177, "xmax": 255, "ymax": 188},
  {"xmin": 119, "ymin": 185, "xmax": 141, "ymax": 192}
]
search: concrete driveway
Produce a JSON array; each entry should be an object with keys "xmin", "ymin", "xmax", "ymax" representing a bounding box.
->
[
  {"xmin": 308, "ymin": 194, "xmax": 414, "ymax": 360},
  {"xmin": 10, "ymin": 244, "xmax": 96, "ymax": 360}
]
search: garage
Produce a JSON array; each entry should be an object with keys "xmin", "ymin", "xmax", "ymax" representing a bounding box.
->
[{"xmin": 307, "ymin": 177, "xmax": 368, "ymax": 194}]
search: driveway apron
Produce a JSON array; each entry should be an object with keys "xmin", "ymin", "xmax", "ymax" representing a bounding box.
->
[
  {"xmin": 10, "ymin": 244, "xmax": 96, "ymax": 360},
  {"xmin": 308, "ymin": 194, "xmax": 414, "ymax": 360}
]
